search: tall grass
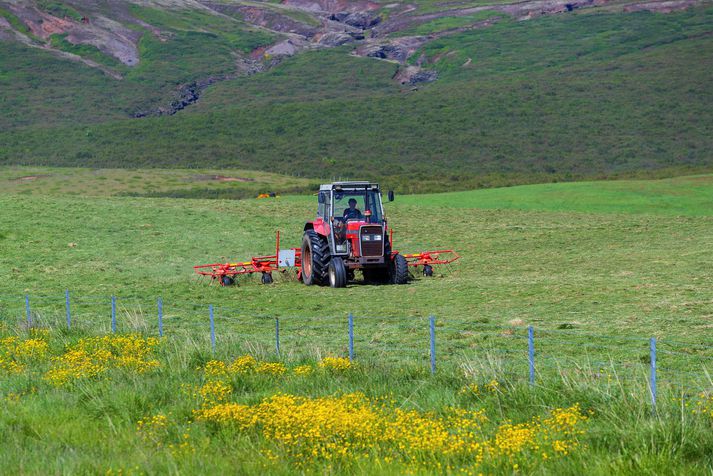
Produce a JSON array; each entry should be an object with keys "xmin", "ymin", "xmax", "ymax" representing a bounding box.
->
[{"xmin": 1, "ymin": 324, "xmax": 712, "ymax": 474}]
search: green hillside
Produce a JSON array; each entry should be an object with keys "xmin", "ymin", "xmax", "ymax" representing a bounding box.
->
[{"xmin": 1, "ymin": 5, "xmax": 712, "ymax": 192}]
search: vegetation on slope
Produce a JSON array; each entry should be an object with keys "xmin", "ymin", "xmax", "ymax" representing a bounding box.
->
[{"xmin": 1, "ymin": 8, "xmax": 711, "ymax": 192}]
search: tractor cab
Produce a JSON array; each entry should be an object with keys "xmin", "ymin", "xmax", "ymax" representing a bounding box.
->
[
  {"xmin": 332, "ymin": 190, "xmax": 383, "ymax": 257},
  {"xmin": 315, "ymin": 182, "xmax": 388, "ymax": 257}
]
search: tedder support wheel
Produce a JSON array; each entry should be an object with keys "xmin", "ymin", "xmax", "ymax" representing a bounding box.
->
[
  {"xmin": 221, "ymin": 275, "xmax": 235, "ymax": 286},
  {"xmin": 390, "ymin": 254, "xmax": 409, "ymax": 285},
  {"xmin": 301, "ymin": 229, "xmax": 329, "ymax": 286},
  {"xmin": 423, "ymin": 264, "xmax": 434, "ymax": 277},
  {"xmin": 261, "ymin": 272, "xmax": 273, "ymax": 285},
  {"xmin": 328, "ymin": 257, "xmax": 347, "ymax": 288}
]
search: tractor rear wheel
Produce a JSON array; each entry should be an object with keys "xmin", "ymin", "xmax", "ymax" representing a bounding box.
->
[
  {"xmin": 328, "ymin": 257, "xmax": 347, "ymax": 288},
  {"xmin": 301, "ymin": 230, "xmax": 329, "ymax": 286},
  {"xmin": 390, "ymin": 254, "xmax": 409, "ymax": 285}
]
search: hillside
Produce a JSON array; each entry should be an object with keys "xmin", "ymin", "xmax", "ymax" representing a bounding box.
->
[{"xmin": 1, "ymin": 1, "xmax": 712, "ymax": 191}]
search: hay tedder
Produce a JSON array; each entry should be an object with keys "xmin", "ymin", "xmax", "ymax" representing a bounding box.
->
[{"xmin": 194, "ymin": 182, "xmax": 459, "ymax": 287}]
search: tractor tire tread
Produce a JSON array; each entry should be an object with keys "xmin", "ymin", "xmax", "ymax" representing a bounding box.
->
[
  {"xmin": 304, "ymin": 230, "xmax": 329, "ymax": 285},
  {"xmin": 391, "ymin": 254, "xmax": 409, "ymax": 285}
]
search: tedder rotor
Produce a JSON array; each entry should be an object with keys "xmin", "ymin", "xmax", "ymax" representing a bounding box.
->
[{"xmin": 194, "ymin": 182, "xmax": 459, "ymax": 288}]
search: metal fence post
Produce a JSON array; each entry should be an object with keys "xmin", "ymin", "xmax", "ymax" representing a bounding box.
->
[
  {"xmin": 25, "ymin": 295, "xmax": 31, "ymax": 327},
  {"xmin": 158, "ymin": 297, "xmax": 163, "ymax": 337},
  {"xmin": 348, "ymin": 313, "xmax": 354, "ymax": 361},
  {"xmin": 209, "ymin": 305, "xmax": 216, "ymax": 353},
  {"xmin": 65, "ymin": 290, "xmax": 71, "ymax": 329},
  {"xmin": 429, "ymin": 315, "xmax": 436, "ymax": 375},
  {"xmin": 275, "ymin": 318, "xmax": 280, "ymax": 357},
  {"xmin": 111, "ymin": 296, "xmax": 117, "ymax": 333},
  {"xmin": 528, "ymin": 326, "xmax": 535, "ymax": 385},
  {"xmin": 650, "ymin": 337, "xmax": 657, "ymax": 408}
]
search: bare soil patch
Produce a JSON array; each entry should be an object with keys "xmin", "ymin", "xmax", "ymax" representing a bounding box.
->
[
  {"xmin": 10, "ymin": 175, "xmax": 51, "ymax": 181},
  {"xmin": 189, "ymin": 174, "xmax": 256, "ymax": 183}
]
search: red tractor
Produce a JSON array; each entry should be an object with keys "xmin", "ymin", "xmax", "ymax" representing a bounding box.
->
[
  {"xmin": 301, "ymin": 182, "xmax": 408, "ymax": 288},
  {"xmin": 194, "ymin": 181, "xmax": 459, "ymax": 287}
]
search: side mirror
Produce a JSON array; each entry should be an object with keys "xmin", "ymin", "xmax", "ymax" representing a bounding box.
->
[
  {"xmin": 318, "ymin": 193, "xmax": 325, "ymax": 204},
  {"xmin": 388, "ymin": 190, "xmax": 394, "ymax": 202}
]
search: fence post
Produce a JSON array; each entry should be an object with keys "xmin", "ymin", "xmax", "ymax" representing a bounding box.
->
[
  {"xmin": 25, "ymin": 295, "xmax": 31, "ymax": 327},
  {"xmin": 348, "ymin": 313, "xmax": 354, "ymax": 361},
  {"xmin": 111, "ymin": 296, "xmax": 117, "ymax": 333},
  {"xmin": 650, "ymin": 337, "xmax": 657, "ymax": 408},
  {"xmin": 158, "ymin": 297, "xmax": 163, "ymax": 337},
  {"xmin": 65, "ymin": 290, "xmax": 71, "ymax": 329},
  {"xmin": 275, "ymin": 318, "xmax": 280, "ymax": 357},
  {"xmin": 528, "ymin": 326, "xmax": 535, "ymax": 385},
  {"xmin": 209, "ymin": 305, "xmax": 216, "ymax": 353},
  {"xmin": 429, "ymin": 315, "xmax": 436, "ymax": 375}
]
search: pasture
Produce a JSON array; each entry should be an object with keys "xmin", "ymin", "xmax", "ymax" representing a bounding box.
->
[{"xmin": 1, "ymin": 172, "xmax": 713, "ymax": 473}]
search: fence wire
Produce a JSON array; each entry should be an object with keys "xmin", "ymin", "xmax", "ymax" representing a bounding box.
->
[{"xmin": 1, "ymin": 292, "xmax": 712, "ymax": 402}]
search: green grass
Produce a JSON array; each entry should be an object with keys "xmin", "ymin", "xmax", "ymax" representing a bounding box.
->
[
  {"xmin": 128, "ymin": 5, "xmax": 275, "ymax": 54},
  {"xmin": 413, "ymin": 9, "xmax": 713, "ymax": 78},
  {"xmin": 394, "ymin": 10, "xmax": 501, "ymax": 36},
  {"xmin": 0, "ymin": 175, "xmax": 711, "ymax": 337},
  {"xmin": 401, "ymin": 174, "xmax": 713, "ymax": 215},
  {"xmin": 0, "ymin": 165, "xmax": 317, "ymax": 199},
  {"xmin": 1, "ymin": 175, "xmax": 713, "ymax": 473},
  {"xmin": 1, "ymin": 323, "xmax": 712, "ymax": 473},
  {"xmin": 1, "ymin": 8, "xmax": 711, "ymax": 192}
]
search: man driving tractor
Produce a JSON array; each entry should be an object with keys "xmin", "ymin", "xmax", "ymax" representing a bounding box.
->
[{"xmin": 343, "ymin": 198, "xmax": 363, "ymax": 220}]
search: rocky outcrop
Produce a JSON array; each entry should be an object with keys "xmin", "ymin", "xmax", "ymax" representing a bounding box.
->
[
  {"xmin": 329, "ymin": 11, "xmax": 381, "ymax": 29},
  {"xmin": 282, "ymin": 0, "xmax": 381, "ymax": 13},
  {"xmin": 316, "ymin": 31, "xmax": 355, "ymax": 46},
  {"xmin": 354, "ymin": 36, "xmax": 428, "ymax": 62},
  {"xmin": 1, "ymin": 2, "xmax": 141, "ymax": 65},
  {"xmin": 393, "ymin": 65, "xmax": 438, "ymax": 85}
]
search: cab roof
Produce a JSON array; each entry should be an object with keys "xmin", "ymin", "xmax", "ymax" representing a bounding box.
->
[{"xmin": 319, "ymin": 182, "xmax": 380, "ymax": 191}]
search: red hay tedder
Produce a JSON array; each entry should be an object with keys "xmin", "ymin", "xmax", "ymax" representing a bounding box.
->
[{"xmin": 194, "ymin": 182, "xmax": 459, "ymax": 287}]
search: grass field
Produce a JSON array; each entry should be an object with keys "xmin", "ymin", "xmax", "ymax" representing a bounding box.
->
[
  {"xmin": 1, "ymin": 174, "xmax": 713, "ymax": 473},
  {"xmin": 0, "ymin": 165, "xmax": 315, "ymax": 199},
  {"xmin": 1, "ymin": 173, "xmax": 712, "ymax": 332}
]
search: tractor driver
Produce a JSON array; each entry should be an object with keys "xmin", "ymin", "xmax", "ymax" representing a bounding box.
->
[{"xmin": 343, "ymin": 198, "xmax": 363, "ymax": 220}]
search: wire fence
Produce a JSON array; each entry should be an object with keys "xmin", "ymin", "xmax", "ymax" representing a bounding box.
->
[{"xmin": 1, "ymin": 291, "xmax": 712, "ymax": 407}]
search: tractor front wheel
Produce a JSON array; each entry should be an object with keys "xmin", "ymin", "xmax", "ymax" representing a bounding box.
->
[
  {"xmin": 301, "ymin": 230, "xmax": 329, "ymax": 286},
  {"xmin": 328, "ymin": 257, "xmax": 347, "ymax": 288},
  {"xmin": 390, "ymin": 254, "xmax": 409, "ymax": 285}
]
